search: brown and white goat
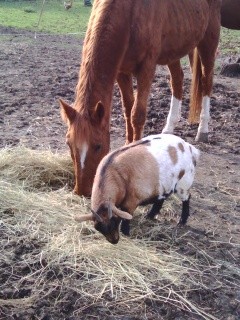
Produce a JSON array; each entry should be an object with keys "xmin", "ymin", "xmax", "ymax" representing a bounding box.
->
[{"xmin": 75, "ymin": 134, "xmax": 200, "ymax": 244}]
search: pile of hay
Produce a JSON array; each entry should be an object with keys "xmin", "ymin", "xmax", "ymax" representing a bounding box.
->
[
  {"xmin": 0, "ymin": 146, "xmax": 74, "ymax": 191},
  {"xmin": 0, "ymin": 147, "xmax": 227, "ymax": 319}
]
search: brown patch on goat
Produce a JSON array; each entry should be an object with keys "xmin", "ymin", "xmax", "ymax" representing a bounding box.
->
[
  {"xmin": 178, "ymin": 169, "xmax": 185, "ymax": 180},
  {"xmin": 178, "ymin": 142, "xmax": 185, "ymax": 153},
  {"xmin": 192, "ymin": 156, "xmax": 197, "ymax": 167},
  {"xmin": 92, "ymin": 143, "xmax": 160, "ymax": 215},
  {"xmin": 168, "ymin": 145, "xmax": 178, "ymax": 165},
  {"xmin": 98, "ymin": 139, "xmax": 151, "ymax": 189},
  {"xmin": 189, "ymin": 145, "xmax": 192, "ymax": 154},
  {"xmin": 116, "ymin": 146, "xmax": 160, "ymax": 204}
]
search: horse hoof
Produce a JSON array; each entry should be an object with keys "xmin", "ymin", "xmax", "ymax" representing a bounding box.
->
[{"xmin": 195, "ymin": 132, "xmax": 208, "ymax": 143}]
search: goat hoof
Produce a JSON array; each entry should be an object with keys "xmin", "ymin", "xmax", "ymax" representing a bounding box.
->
[
  {"xmin": 146, "ymin": 213, "xmax": 158, "ymax": 220},
  {"xmin": 195, "ymin": 132, "xmax": 208, "ymax": 143},
  {"xmin": 177, "ymin": 220, "xmax": 187, "ymax": 227}
]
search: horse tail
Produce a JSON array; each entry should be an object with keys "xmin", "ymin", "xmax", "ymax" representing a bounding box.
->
[{"xmin": 188, "ymin": 48, "xmax": 202, "ymax": 124}]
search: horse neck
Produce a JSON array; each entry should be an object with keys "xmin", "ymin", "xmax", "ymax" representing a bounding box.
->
[
  {"xmin": 75, "ymin": 58, "xmax": 117, "ymax": 119},
  {"xmin": 75, "ymin": 1, "xmax": 131, "ymax": 119}
]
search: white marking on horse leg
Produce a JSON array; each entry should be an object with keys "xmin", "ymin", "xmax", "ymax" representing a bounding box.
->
[
  {"xmin": 162, "ymin": 96, "xmax": 182, "ymax": 133},
  {"xmin": 80, "ymin": 142, "xmax": 88, "ymax": 169},
  {"xmin": 196, "ymin": 96, "xmax": 210, "ymax": 139}
]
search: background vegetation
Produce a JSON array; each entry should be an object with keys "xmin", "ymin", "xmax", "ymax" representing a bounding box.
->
[
  {"xmin": 0, "ymin": 0, "xmax": 239, "ymax": 55},
  {"xmin": 0, "ymin": 0, "xmax": 92, "ymax": 35}
]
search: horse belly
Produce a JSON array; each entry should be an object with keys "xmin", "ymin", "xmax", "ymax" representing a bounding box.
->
[
  {"xmin": 120, "ymin": 0, "xmax": 210, "ymax": 70},
  {"xmin": 156, "ymin": 1, "xmax": 209, "ymax": 64}
]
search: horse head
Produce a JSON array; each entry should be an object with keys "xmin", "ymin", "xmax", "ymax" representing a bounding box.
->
[{"xmin": 60, "ymin": 99, "xmax": 110, "ymax": 197}]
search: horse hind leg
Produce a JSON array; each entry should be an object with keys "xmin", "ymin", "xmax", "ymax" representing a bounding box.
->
[
  {"xmin": 162, "ymin": 60, "xmax": 184, "ymax": 134},
  {"xmin": 188, "ymin": 46, "xmax": 218, "ymax": 143},
  {"xmin": 190, "ymin": 3, "xmax": 221, "ymax": 142},
  {"xmin": 117, "ymin": 72, "xmax": 135, "ymax": 144},
  {"xmin": 195, "ymin": 38, "xmax": 219, "ymax": 142}
]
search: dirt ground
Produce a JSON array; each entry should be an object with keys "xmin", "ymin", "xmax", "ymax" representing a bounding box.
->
[{"xmin": 0, "ymin": 26, "xmax": 239, "ymax": 319}]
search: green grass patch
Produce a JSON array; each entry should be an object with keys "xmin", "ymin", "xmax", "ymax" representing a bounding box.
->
[
  {"xmin": 0, "ymin": 0, "xmax": 92, "ymax": 35},
  {"xmin": 220, "ymin": 28, "xmax": 240, "ymax": 55},
  {"xmin": 0, "ymin": 1, "xmax": 239, "ymax": 56}
]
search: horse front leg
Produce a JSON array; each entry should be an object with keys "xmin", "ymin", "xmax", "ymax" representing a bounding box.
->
[
  {"xmin": 131, "ymin": 63, "xmax": 156, "ymax": 141},
  {"xmin": 117, "ymin": 72, "xmax": 135, "ymax": 144},
  {"xmin": 162, "ymin": 60, "xmax": 184, "ymax": 134}
]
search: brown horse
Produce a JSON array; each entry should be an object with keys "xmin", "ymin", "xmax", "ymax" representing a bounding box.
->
[
  {"xmin": 162, "ymin": 0, "xmax": 240, "ymax": 141},
  {"xmin": 60, "ymin": 0, "xmax": 221, "ymax": 196}
]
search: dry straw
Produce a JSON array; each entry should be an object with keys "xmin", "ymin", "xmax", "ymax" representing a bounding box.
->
[
  {"xmin": 0, "ymin": 146, "xmax": 74, "ymax": 191},
  {"xmin": 0, "ymin": 147, "xmax": 234, "ymax": 319}
]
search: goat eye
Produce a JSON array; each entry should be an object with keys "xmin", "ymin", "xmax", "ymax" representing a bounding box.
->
[{"xmin": 94, "ymin": 144, "xmax": 102, "ymax": 152}]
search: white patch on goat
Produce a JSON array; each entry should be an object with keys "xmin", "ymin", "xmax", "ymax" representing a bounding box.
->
[
  {"xmin": 162, "ymin": 96, "xmax": 182, "ymax": 133},
  {"xmin": 196, "ymin": 95, "xmax": 210, "ymax": 136},
  {"xmin": 80, "ymin": 142, "xmax": 88, "ymax": 169},
  {"xmin": 175, "ymin": 142, "xmax": 199, "ymax": 200},
  {"xmin": 145, "ymin": 134, "xmax": 199, "ymax": 200}
]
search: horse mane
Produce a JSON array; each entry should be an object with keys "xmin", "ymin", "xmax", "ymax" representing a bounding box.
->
[{"xmin": 75, "ymin": 0, "xmax": 124, "ymax": 112}]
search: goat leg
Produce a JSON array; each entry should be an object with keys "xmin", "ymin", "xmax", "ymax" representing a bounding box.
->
[
  {"xmin": 121, "ymin": 219, "xmax": 130, "ymax": 236},
  {"xmin": 178, "ymin": 195, "xmax": 191, "ymax": 225},
  {"xmin": 146, "ymin": 198, "xmax": 165, "ymax": 220}
]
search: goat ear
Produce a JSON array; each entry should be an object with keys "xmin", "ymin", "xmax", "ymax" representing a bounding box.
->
[
  {"xmin": 74, "ymin": 213, "xmax": 93, "ymax": 222},
  {"xmin": 91, "ymin": 101, "xmax": 105, "ymax": 125},
  {"xmin": 112, "ymin": 205, "xmax": 132, "ymax": 220},
  {"xmin": 108, "ymin": 200, "xmax": 113, "ymax": 219},
  {"xmin": 59, "ymin": 98, "xmax": 76, "ymax": 124}
]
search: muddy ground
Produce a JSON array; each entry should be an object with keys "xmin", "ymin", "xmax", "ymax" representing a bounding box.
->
[{"xmin": 0, "ymin": 26, "xmax": 239, "ymax": 319}]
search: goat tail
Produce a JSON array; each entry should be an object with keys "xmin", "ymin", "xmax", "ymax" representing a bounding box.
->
[
  {"xmin": 188, "ymin": 48, "xmax": 203, "ymax": 124},
  {"xmin": 193, "ymin": 145, "xmax": 200, "ymax": 162}
]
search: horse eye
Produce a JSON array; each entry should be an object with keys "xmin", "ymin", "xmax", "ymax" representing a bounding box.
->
[{"xmin": 94, "ymin": 144, "xmax": 102, "ymax": 152}]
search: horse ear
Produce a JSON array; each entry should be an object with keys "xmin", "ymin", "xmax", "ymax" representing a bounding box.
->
[
  {"xmin": 92, "ymin": 101, "xmax": 105, "ymax": 124},
  {"xmin": 59, "ymin": 98, "xmax": 76, "ymax": 124}
]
